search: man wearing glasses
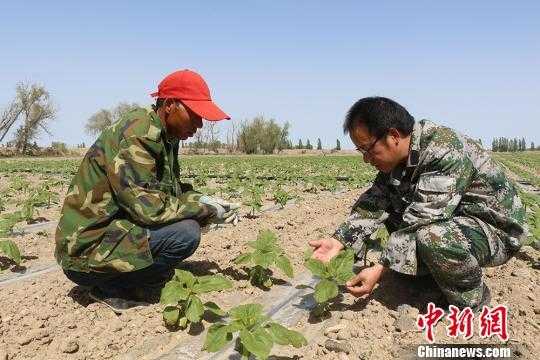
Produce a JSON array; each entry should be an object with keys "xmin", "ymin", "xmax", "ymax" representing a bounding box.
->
[
  {"xmin": 55, "ymin": 70, "xmax": 239, "ymax": 313},
  {"xmin": 310, "ymin": 97, "xmax": 526, "ymax": 311}
]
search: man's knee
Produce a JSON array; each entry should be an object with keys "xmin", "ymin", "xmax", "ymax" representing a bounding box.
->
[
  {"xmin": 417, "ymin": 221, "xmax": 470, "ymax": 262},
  {"xmin": 150, "ymin": 219, "xmax": 201, "ymax": 263},
  {"xmin": 416, "ymin": 221, "xmax": 481, "ymax": 284},
  {"xmin": 178, "ymin": 219, "xmax": 201, "ymax": 256}
]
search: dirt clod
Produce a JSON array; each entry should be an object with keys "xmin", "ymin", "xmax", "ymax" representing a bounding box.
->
[
  {"xmin": 324, "ymin": 339, "xmax": 351, "ymax": 354},
  {"xmin": 61, "ymin": 340, "xmax": 79, "ymax": 353}
]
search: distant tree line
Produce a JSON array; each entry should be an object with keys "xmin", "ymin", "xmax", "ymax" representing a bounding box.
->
[
  {"xmin": 83, "ymin": 103, "xmax": 346, "ymax": 155},
  {"xmin": 293, "ymin": 138, "xmax": 341, "ymax": 151},
  {"xmin": 491, "ymin": 137, "xmax": 538, "ymax": 152}
]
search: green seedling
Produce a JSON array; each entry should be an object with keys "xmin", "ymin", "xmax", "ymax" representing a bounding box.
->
[
  {"xmin": 272, "ymin": 186, "xmax": 292, "ymax": 208},
  {"xmin": 322, "ymin": 177, "xmax": 338, "ymax": 192},
  {"xmin": 194, "ymin": 173, "xmax": 209, "ymax": 187},
  {"xmin": 39, "ymin": 183, "xmax": 60, "ymax": 208},
  {"xmin": 160, "ymin": 269, "xmax": 232, "ymax": 329},
  {"xmin": 234, "ymin": 230, "xmax": 293, "ymax": 288},
  {"xmin": 203, "ymin": 303, "xmax": 307, "ymax": 360},
  {"xmin": 519, "ymin": 191, "xmax": 540, "ymax": 245},
  {"xmin": 244, "ymin": 185, "xmax": 263, "ymax": 217},
  {"xmin": 0, "ymin": 212, "xmax": 23, "ymax": 269},
  {"xmin": 0, "ymin": 212, "xmax": 24, "ymax": 236},
  {"xmin": 9, "ymin": 178, "xmax": 30, "ymax": 193},
  {"xmin": 302, "ymin": 181, "xmax": 318, "ymax": 194},
  {"xmin": 224, "ymin": 176, "xmax": 244, "ymax": 198},
  {"xmin": 304, "ymin": 248, "xmax": 355, "ymax": 316},
  {"xmin": 0, "ymin": 239, "xmax": 21, "ymax": 267}
]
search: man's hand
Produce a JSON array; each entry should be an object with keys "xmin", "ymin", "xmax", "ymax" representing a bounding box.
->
[
  {"xmin": 308, "ymin": 238, "xmax": 344, "ymax": 263},
  {"xmin": 198, "ymin": 196, "xmax": 241, "ymax": 225},
  {"xmin": 346, "ymin": 263, "xmax": 385, "ymax": 298}
]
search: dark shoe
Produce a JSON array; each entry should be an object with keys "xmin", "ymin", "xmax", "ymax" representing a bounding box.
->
[
  {"xmin": 131, "ymin": 285, "xmax": 163, "ymax": 303},
  {"xmin": 88, "ymin": 287, "xmax": 148, "ymax": 314},
  {"xmin": 131, "ymin": 270, "xmax": 174, "ymax": 303}
]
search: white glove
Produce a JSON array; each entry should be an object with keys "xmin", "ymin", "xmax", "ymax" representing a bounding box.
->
[{"xmin": 198, "ymin": 196, "xmax": 241, "ymax": 225}]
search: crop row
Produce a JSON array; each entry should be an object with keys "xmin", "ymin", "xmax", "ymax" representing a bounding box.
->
[{"xmin": 160, "ymin": 229, "xmax": 363, "ymax": 360}]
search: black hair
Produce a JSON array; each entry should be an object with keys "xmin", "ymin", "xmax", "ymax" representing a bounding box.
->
[
  {"xmin": 152, "ymin": 98, "xmax": 166, "ymax": 112},
  {"xmin": 152, "ymin": 98, "xmax": 186, "ymax": 112},
  {"xmin": 343, "ymin": 97, "xmax": 414, "ymax": 137}
]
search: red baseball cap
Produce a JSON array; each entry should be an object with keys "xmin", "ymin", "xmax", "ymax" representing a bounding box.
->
[{"xmin": 151, "ymin": 69, "xmax": 230, "ymax": 121}]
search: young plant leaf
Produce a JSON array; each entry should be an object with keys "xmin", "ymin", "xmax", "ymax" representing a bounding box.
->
[
  {"xmin": 204, "ymin": 301, "xmax": 226, "ymax": 317},
  {"xmin": 0, "ymin": 240, "xmax": 21, "ymax": 265},
  {"xmin": 163, "ymin": 306, "xmax": 180, "ymax": 327},
  {"xmin": 304, "ymin": 258, "xmax": 327, "ymax": 278},
  {"xmin": 193, "ymin": 274, "xmax": 232, "ymax": 293},
  {"xmin": 174, "ymin": 269, "xmax": 196, "ymax": 288},
  {"xmin": 329, "ymin": 249, "xmax": 355, "ymax": 284},
  {"xmin": 202, "ymin": 303, "xmax": 306, "ymax": 359},
  {"xmin": 178, "ymin": 316, "xmax": 188, "ymax": 329},
  {"xmin": 185, "ymin": 295, "xmax": 205, "ymax": 323},
  {"xmin": 275, "ymin": 255, "xmax": 293, "ymax": 278},
  {"xmin": 235, "ymin": 230, "xmax": 293, "ymax": 288},
  {"xmin": 239, "ymin": 328, "xmax": 273, "ymax": 360},
  {"xmin": 233, "ymin": 253, "xmax": 252, "ymax": 265},
  {"xmin": 161, "ymin": 269, "xmax": 230, "ymax": 330},
  {"xmin": 252, "ymin": 250, "xmax": 274, "ymax": 269},
  {"xmin": 160, "ymin": 280, "xmax": 189, "ymax": 305},
  {"xmin": 266, "ymin": 322, "xmax": 307, "ymax": 348},
  {"xmin": 303, "ymin": 248, "xmax": 314, "ymax": 261},
  {"xmin": 203, "ymin": 323, "xmax": 232, "ymax": 352},
  {"xmin": 230, "ymin": 303, "xmax": 265, "ymax": 328},
  {"xmin": 314, "ymin": 278, "xmax": 339, "ymax": 304}
]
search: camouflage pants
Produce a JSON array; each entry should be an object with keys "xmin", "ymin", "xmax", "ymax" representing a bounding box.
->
[{"xmin": 416, "ymin": 216, "xmax": 515, "ymax": 309}]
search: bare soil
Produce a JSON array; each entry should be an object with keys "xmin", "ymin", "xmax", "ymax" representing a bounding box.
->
[{"xmin": 0, "ymin": 188, "xmax": 538, "ymax": 360}]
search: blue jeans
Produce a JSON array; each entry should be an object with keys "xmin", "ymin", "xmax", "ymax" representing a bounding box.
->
[{"xmin": 64, "ymin": 219, "xmax": 201, "ymax": 295}]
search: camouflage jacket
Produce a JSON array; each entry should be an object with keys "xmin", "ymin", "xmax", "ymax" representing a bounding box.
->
[
  {"xmin": 334, "ymin": 119, "xmax": 526, "ymax": 275},
  {"xmin": 55, "ymin": 108, "xmax": 212, "ymax": 273}
]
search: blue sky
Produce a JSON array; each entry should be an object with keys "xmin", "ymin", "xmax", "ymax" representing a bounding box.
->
[{"xmin": 0, "ymin": 0, "xmax": 538, "ymax": 149}]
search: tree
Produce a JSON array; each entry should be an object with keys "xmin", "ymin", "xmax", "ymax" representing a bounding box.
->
[
  {"xmin": 85, "ymin": 102, "xmax": 139, "ymax": 136},
  {"xmin": 237, "ymin": 116, "xmax": 290, "ymax": 154},
  {"xmin": 317, "ymin": 138, "xmax": 322, "ymax": 150},
  {"xmin": 531, "ymin": 142, "xmax": 535, "ymax": 151},
  {"xmin": 297, "ymin": 139, "xmax": 303, "ymax": 149},
  {"xmin": 0, "ymin": 82, "xmax": 57, "ymax": 154},
  {"xmin": 202, "ymin": 121, "xmax": 220, "ymax": 153},
  {"xmin": 225, "ymin": 121, "xmax": 238, "ymax": 153},
  {"xmin": 306, "ymin": 139, "xmax": 313, "ymax": 150},
  {"xmin": 336, "ymin": 139, "xmax": 341, "ymax": 151},
  {"xmin": 492, "ymin": 138, "xmax": 499, "ymax": 152},
  {"xmin": 277, "ymin": 122, "xmax": 290, "ymax": 151}
]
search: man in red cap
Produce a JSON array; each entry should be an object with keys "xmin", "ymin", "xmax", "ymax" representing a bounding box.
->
[{"xmin": 55, "ymin": 69, "xmax": 239, "ymax": 313}]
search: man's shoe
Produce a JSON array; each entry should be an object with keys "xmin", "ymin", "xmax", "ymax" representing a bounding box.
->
[
  {"xmin": 88, "ymin": 287, "xmax": 148, "ymax": 315},
  {"xmin": 131, "ymin": 285, "xmax": 163, "ymax": 303}
]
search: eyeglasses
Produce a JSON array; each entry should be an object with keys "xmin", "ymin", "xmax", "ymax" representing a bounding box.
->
[{"xmin": 357, "ymin": 135, "xmax": 384, "ymax": 156}]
